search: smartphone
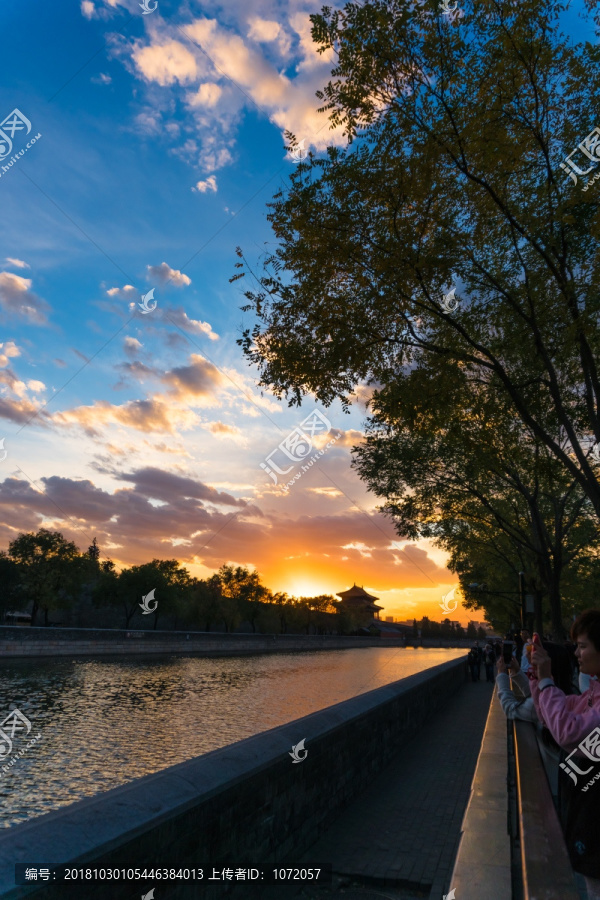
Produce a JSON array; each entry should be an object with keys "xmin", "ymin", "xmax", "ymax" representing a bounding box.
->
[{"xmin": 502, "ymin": 641, "xmax": 514, "ymax": 664}]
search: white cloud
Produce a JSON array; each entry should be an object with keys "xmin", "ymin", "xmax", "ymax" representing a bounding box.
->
[
  {"xmin": 289, "ymin": 11, "xmax": 336, "ymax": 73},
  {"xmin": 187, "ymin": 83, "xmax": 222, "ymax": 108},
  {"xmin": 247, "ymin": 17, "xmax": 291, "ymax": 56},
  {"xmin": 0, "ymin": 341, "xmax": 20, "ymax": 368},
  {"xmin": 124, "ymin": 336, "xmax": 143, "ymax": 357},
  {"xmin": 4, "ymin": 258, "xmax": 29, "ymax": 269},
  {"xmin": 92, "ymin": 72, "xmax": 112, "ymax": 85},
  {"xmin": 147, "ymin": 262, "xmax": 191, "ymax": 287},
  {"xmin": 134, "ymin": 110, "xmax": 162, "ymax": 134},
  {"xmin": 0, "ymin": 272, "xmax": 50, "ymax": 325},
  {"xmin": 165, "ymin": 307, "xmax": 219, "ymax": 340},
  {"xmin": 132, "ymin": 40, "xmax": 199, "ymax": 86},
  {"xmin": 107, "ymin": 284, "xmax": 137, "ymax": 299},
  {"xmin": 114, "ymin": 9, "xmax": 347, "ymax": 183},
  {"xmin": 193, "ymin": 175, "xmax": 217, "ymax": 193},
  {"xmin": 81, "ymin": 0, "xmax": 137, "ymax": 18}
]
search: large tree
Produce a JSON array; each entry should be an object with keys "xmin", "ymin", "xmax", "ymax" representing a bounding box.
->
[
  {"xmin": 216, "ymin": 564, "xmax": 271, "ymax": 632},
  {"xmin": 94, "ymin": 559, "xmax": 192, "ymax": 629},
  {"xmin": 8, "ymin": 529, "xmax": 82, "ymax": 626},
  {"xmin": 354, "ymin": 362, "xmax": 600, "ymax": 636},
  {"xmin": 236, "ymin": 0, "xmax": 600, "ymax": 517},
  {"xmin": 0, "ymin": 552, "xmax": 26, "ymax": 621}
]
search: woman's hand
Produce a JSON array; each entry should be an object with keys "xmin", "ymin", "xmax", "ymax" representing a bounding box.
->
[
  {"xmin": 531, "ymin": 644, "xmax": 552, "ymax": 680},
  {"xmin": 496, "ymin": 657, "xmax": 507, "ymax": 674},
  {"xmin": 509, "ymin": 657, "xmax": 521, "ymax": 675}
]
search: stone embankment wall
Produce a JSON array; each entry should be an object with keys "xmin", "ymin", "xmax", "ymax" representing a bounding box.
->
[
  {"xmin": 0, "ymin": 657, "xmax": 467, "ymax": 899},
  {"xmin": 0, "ymin": 625, "xmax": 403, "ymax": 658}
]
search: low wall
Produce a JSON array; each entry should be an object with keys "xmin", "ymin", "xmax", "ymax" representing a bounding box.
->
[
  {"xmin": 0, "ymin": 657, "xmax": 468, "ymax": 899},
  {"xmin": 0, "ymin": 626, "xmax": 401, "ymax": 658},
  {"xmin": 450, "ymin": 691, "xmax": 511, "ymax": 899}
]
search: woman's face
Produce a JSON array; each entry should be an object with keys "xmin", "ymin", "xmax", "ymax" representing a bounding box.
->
[{"xmin": 575, "ymin": 633, "xmax": 600, "ymax": 677}]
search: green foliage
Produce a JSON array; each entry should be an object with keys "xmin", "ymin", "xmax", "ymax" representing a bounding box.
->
[
  {"xmin": 235, "ymin": 0, "xmax": 600, "ymax": 527},
  {"xmin": 93, "ymin": 558, "xmax": 192, "ymax": 629},
  {"xmin": 0, "ymin": 552, "xmax": 26, "ymax": 620},
  {"xmin": 8, "ymin": 529, "xmax": 83, "ymax": 626},
  {"xmin": 353, "ymin": 358, "xmax": 600, "ymax": 638},
  {"xmin": 180, "ymin": 576, "xmax": 222, "ymax": 631},
  {"xmin": 216, "ymin": 564, "xmax": 270, "ymax": 632}
]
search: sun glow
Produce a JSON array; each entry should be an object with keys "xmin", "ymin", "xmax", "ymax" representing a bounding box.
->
[{"xmin": 284, "ymin": 579, "xmax": 331, "ymax": 598}]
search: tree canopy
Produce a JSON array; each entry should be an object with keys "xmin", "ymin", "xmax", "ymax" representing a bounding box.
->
[
  {"xmin": 236, "ymin": 0, "xmax": 600, "ymax": 518},
  {"xmin": 354, "ymin": 360, "xmax": 600, "ymax": 634}
]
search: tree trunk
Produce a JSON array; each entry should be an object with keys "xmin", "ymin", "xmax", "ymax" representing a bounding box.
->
[
  {"xmin": 548, "ymin": 580, "xmax": 566, "ymax": 640},
  {"xmin": 534, "ymin": 589, "xmax": 544, "ymax": 637}
]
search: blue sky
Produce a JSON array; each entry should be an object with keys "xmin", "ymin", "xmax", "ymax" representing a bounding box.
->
[{"xmin": 1, "ymin": 0, "xmax": 589, "ymax": 623}]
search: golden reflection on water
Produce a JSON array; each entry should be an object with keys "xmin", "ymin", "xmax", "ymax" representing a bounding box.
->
[{"xmin": 0, "ymin": 647, "xmax": 465, "ymax": 827}]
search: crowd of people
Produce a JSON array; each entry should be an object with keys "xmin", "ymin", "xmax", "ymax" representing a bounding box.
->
[{"xmin": 473, "ymin": 611, "xmax": 600, "ymax": 899}]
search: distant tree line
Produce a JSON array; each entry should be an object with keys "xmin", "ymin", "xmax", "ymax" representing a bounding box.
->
[
  {"xmin": 0, "ymin": 529, "xmax": 372, "ymax": 635},
  {"xmin": 412, "ymin": 617, "xmax": 486, "ymax": 641}
]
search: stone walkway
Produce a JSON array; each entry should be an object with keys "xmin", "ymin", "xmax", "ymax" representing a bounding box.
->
[{"xmin": 244, "ymin": 678, "xmax": 494, "ymax": 900}]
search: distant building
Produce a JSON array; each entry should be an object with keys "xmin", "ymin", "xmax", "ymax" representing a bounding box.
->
[
  {"xmin": 336, "ymin": 584, "xmax": 383, "ymax": 621},
  {"xmin": 385, "ymin": 616, "xmax": 394, "ymax": 622}
]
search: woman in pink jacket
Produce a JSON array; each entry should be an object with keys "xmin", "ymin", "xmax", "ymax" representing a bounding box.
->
[{"xmin": 530, "ymin": 610, "xmax": 600, "ymax": 899}]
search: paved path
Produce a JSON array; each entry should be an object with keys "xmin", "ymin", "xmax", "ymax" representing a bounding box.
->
[{"xmin": 248, "ymin": 678, "xmax": 494, "ymax": 900}]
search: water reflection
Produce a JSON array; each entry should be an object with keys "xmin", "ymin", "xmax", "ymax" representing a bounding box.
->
[{"xmin": 0, "ymin": 647, "xmax": 464, "ymax": 827}]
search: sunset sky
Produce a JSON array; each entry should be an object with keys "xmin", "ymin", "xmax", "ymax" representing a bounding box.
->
[{"xmin": 1, "ymin": 0, "xmax": 552, "ymax": 626}]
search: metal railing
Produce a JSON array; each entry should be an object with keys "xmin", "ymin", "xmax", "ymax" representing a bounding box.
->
[{"xmin": 511, "ymin": 719, "xmax": 580, "ymax": 899}]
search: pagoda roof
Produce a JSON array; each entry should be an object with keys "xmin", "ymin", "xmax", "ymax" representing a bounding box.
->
[
  {"xmin": 337, "ymin": 584, "xmax": 380, "ymax": 602},
  {"xmin": 336, "ymin": 584, "xmax": 383, "ymax": 611}
]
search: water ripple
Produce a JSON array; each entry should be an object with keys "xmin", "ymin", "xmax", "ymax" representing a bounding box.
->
[{"xmin": 0, "ymin": 647, "xmax": 464, "ymax": 827}]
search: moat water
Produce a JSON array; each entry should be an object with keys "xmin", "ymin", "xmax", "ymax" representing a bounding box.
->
[{"xmin": 0, "ymin": 645, "xmax": 465, "ymax": 827}]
